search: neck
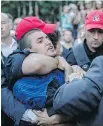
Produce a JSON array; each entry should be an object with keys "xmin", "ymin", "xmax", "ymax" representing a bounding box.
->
[
  {"xmin": 1, "ymin": 36, "xmax": 12, "ymax": 46},
  {"xmin": 64, "ymin": 41, "xmax": 72, "ymax": 49}
]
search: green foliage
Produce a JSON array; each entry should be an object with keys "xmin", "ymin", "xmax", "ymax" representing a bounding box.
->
[{"xmin": 1, "ymin": 1, "xmax": 76, "ymax": 22}]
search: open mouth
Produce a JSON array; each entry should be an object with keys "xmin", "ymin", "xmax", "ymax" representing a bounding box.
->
[{"xmin": 48, "ymin": 46, "xmax": 54, "ymax": 50}]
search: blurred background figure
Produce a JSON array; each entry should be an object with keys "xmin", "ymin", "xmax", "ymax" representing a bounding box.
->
[
  {"xmin": 77, "ymin": 1, "xmax": 86, "ymax": 25},
  {"xmin": 75, "ymin": 24, "xmax": 85, "ymax": 44},
  {"xmin": 60, "ymin": 5, "xmax": 74, "ymax": 30},
  {"xmin": 10, "ymin": 17, "xmax": 22, "ymax": 37},
  {"xmin": 84, "ymin": 0, "xmax": 95, "ymax": 15},
  {"xmin": 95, "ymin": 0, "xmax": 103, "ymax": 11},
  {"xmin": 1, "ymin": 12, "xmax": 18, "ymax": 59},
  {"xmin": 13, "ymin": 17, "xmax": 22, "ymax": 30},
  {"xmin": 60, "ymin": 28, "xmax": 74, "ymax": 58},
  {"xmin": 68, "ymin": 3, "xmax": 81, "ymax": 40}
]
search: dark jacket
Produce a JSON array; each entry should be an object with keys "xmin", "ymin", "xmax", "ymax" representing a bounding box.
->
[
  {"xmin": 53, "ymin": 56, "xmax": 103, "ymax": 126},
  {"xmin": 1, "ymin": 60, "xmax": 26, "ymax": 126},
  {"xmin": 65, "ymin": 40, "xmax": 103, "ymax": 71},
  {"xmin": 4, "ymin": 49, "xmax": 30, "ymax": 89}
]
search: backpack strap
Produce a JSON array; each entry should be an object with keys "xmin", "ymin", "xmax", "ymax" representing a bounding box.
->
[{"xmin": 72, "ymin": 42, "xmax": 90, "ymax": 71}]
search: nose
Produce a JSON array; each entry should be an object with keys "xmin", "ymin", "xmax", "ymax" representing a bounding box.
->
[
  {"xmin": 94, "ymin": 31, "xmax": 99, "ymax": 40},
  {"xmin": 45, "ymin": 38, "xmax": 52, "ymax": 45}
]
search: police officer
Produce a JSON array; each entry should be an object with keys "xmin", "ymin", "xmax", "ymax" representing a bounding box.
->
[{"xmin": 65, "ymin": 10, "xmax": 103, "ymax": 71}]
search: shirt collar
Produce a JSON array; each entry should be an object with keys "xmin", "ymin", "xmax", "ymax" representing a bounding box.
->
[{"xmin": 1, "ymin": 38, "xmax": 17, "ymax": 48}]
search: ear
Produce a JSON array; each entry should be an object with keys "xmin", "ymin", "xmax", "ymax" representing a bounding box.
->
[{"xmin": 9, "ymin": 22, "xmax": 13, "ymax": 30}]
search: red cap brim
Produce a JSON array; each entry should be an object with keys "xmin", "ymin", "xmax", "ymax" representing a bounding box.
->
[
  {"xmin": 42, "ymin": 24, "xmax": 56, "ymax": 34},
  {"xmin": 86, "ymin": 24, "xmax": 103, "ymax": 30}
]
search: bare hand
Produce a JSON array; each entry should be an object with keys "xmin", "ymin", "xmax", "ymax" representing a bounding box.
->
[
  {"xmin": 68, "ymin": 72, "xmax": 84, "ymax": 82},
  {"xmin": 33, "ymin": 109, "xmax": 71, "ymax": 125},
  {"xmin": 56, "ymin": 56, "xmax": 70, "ymax": 70},
  {"xmin": 33, "ymin": 109, "xmax": 57, "ymax": 125},
  {"xmin": 72, "ymin": 65, "xmax": 86, "ymax": 76},
  {"xmin": 56, "ymin": 56, "xmax": 73, "ymax": 82}
]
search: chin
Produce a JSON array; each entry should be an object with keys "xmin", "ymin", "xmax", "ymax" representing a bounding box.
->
[
  {"xmin": 47, "ymin": 52, "xmax": 56, "ymax": 57},
  {"xmin": 93, "ymin": 45, "xmax": 101, "ymax": 48}
]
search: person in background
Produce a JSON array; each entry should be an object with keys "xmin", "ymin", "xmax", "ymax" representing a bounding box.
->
[
  {"xmin": 65, "ymin": 10, "xmax": 103, "ymax": 71},
  {"xmin": 60, "ymin": 5, "xmax": 74, "ymax": 30},
  {"xmin": 1, "ymin": 12, "xmax": 18, "ymax": 60},
  {"xmin": 95, "ymin": 0, "xmax": 103, "ymax": 11},
  {"xmin": 13, "ymin": 17, "xmax": 22, "ymax": 30},
  {"xmin": 1, "ymin": 12, "xmax": 26, "ymax": 126},
  {"xmin": 61, "ymin": 28, "xmax": 74, "ymax": 59},
  {"xmin": 84, "ymin": 0, "xmax": 94, "ymax": 15},
  {"xmin": 77, "ymin": 1, "xmax": 86, "ymax": 25},
  {"xmin": 68, "ymin": 3, "xmax": 81, "ymax": 40},
  {"xmin": 75, "ymin": 24, "xmax": 85, "ymax": 44}
]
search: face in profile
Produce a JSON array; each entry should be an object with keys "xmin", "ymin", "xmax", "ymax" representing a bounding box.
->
[{"xmin": 28, "ymin": 31, "xmax": 56, "ymax": 57}]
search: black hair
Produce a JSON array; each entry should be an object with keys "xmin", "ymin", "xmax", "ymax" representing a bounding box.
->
[
  {"xmin": 18, "ymin": 29, "xmax": 40, "ymax": 50},
  {"xmin": 47, "ymin": 29, "xmax": 60, "ymax": 48}
]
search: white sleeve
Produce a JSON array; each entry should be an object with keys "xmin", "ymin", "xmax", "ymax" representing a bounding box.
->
[{"xmin": 21, "ymin": 109, "xmax": 38, "ymax": 123}]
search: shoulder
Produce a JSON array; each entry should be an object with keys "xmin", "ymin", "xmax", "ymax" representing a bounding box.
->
[
  {"xmin": 65, "ymin": 47, "xmax": 77, "ymax": 65},
  {"xmin": 85, "ymin": 56, "xmax": 103, "ymax": 86}
]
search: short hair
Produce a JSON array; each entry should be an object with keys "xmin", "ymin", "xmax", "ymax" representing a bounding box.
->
[
  {"xmin": 1, "ymin": 12, "xmax": 10, "ymax": 23},
  {"xmin": 47, "ymin": 29, "xmax": 60, "ymax": 48},
  {"xmin": 18, "ymin": 29, "xmax": 40, "ymax": 50},
  {"xmin": 7, "ymin": 13, "xmax": 13, "ymax": 21}
]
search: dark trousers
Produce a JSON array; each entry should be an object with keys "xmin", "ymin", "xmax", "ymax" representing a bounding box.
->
[
  {"xmin": 1, "ymin": 111, "xmax": 14, "ymax": 126},
  {"xmin": 19, "ymin": 120, "xmax": 38, "ymax": 126}
]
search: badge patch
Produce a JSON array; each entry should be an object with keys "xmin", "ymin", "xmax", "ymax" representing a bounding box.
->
[
  {"xmin": 93, "ymin": 15, "xmax": 100, "ymax": 22},
  {"xmin": 82, "ymin": 64, "xmax": 89, "ymax": 70}
]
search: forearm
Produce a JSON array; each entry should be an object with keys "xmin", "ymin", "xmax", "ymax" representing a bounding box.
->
[
  {"xmin": 50, "ymin": 114, "xmax": 71, "ymax": 124},
  {"xmin": 22, "ymin": 53, "xmax": 58, "ymax": 75},
  {"xmin": 53, "ymin": 78, "xmax": 102, "ymax": 120},
  {"xmin": 64, "ymin": 65, "xmax": 73, "ymax": 82}
]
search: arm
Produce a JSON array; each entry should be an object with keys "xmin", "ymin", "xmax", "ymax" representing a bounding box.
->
[
  {"xmin": 5, "ymin": 52, "xmax": 59, "ymax": 81},
  {"xmin": 33, "ymin": 109, "xmax": 71, "ymax": 125},
  {"xmin": 56, "ymin": 56, "xmax": 73, "ymax": 82},
  {"xmin": 1, "ymin": 88, "xmax": 39, "ymax": 125},
  {"xmin": 22, "ymin": 53, "xmax": 59, "ymax": 75},
  {"xmin": 1, "ymin": 67, "xmax": 38, "ymax": 125},
  {"xmin": 53, "ymin": 56, "xmax": 103, "ymax": 120}
]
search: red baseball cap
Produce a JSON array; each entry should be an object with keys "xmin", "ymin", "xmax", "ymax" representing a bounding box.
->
[
  {"xmin": 15, "ymin": 16, "xmax": 56, "ymax": 40},
  {"xmin": 85, "ymin": 10, "xmax": 103, "ymax": 31}
]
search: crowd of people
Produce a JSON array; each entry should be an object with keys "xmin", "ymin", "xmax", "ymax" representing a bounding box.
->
[
  {"xmin": 59, "ymin": 0, "xmax": 103, "ymax": 41},
  {"xmin": 1, "ymin": 1, "xmax": 103, "ymax": 126}
]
